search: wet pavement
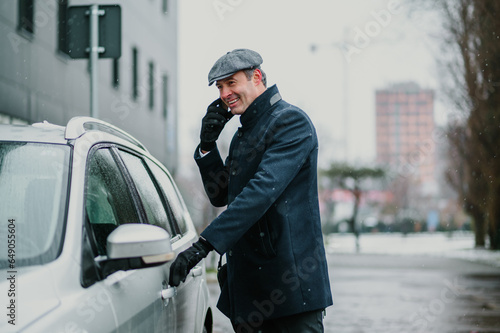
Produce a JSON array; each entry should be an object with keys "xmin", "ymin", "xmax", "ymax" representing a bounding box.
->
[
  {"xmin": 323, "ymin": 253, "xmax": 500, "ymax": 333},
  {"xmin": 207, "ymin": 233, "xmax": 500, "ymax": 332}
]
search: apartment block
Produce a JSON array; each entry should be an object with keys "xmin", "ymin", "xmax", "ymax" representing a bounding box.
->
[{"xmin": 375, "ymin": 82, "xmax": 436, "ymax": 194}]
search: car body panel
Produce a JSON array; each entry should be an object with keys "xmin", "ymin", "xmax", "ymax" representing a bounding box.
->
[
  {"xmin": 0, "ymin": 265, "xmax": 60, "ymax": 329},
  {"xmin": 104, "ymin": 268, "xmax": 176, "ymax": 332}
]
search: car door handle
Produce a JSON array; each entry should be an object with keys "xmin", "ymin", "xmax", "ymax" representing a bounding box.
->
[
  {"xmin": 191, "ymin": 266, "xmax": 203, "ymax": 277},
  {"xmin": 161, "ymin": 286, "xmax": 177, "ymax": 300}
]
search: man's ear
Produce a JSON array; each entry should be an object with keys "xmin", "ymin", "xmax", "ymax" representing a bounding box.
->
[{"xmin": 253, "ymin": 69, "xmax": 263, "ymax": 86}]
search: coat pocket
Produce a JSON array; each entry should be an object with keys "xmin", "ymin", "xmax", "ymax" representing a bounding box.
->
[{"xmin": 246, "ymin": 216, "xmax": 277, "ymax": 258}]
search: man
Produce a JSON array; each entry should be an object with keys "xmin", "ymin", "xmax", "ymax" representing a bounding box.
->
[{"xmin": 169, "ymin": 49, "xmax": 333, "ymax": 332}]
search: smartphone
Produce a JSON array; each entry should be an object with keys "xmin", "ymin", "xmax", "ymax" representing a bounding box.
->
[{"xmin": 216, "ymin": 98, "xmax": 234, "ymax": 121}]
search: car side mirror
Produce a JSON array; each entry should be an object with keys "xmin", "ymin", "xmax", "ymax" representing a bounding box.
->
[{"xmin": 98, "ymin": 224, "xmax": 175, "ymax": 278}]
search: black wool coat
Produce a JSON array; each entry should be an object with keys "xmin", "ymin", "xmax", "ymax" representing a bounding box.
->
[{"xmin": 196, "ymin": 85, "xmax": 333, "ymax": 324}]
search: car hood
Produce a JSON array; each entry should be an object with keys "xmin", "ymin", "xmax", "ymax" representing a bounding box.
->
[{"xmin": 0, "ymin": 265, "xmax": 60, "ymax": 331}]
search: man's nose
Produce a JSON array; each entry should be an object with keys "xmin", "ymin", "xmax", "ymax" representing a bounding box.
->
[{"xmin": 220, "ymin": 86, "xmax": 231, "ymax": 100}]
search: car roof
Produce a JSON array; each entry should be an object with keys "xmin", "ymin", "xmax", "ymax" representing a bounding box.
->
[
  {"xmin": 0, "ymin": 117, "xmax": 148, "ymax": 152},
  {"xmin": 0, "ymin": 122, "xmax": 68, "ymax": 145}
]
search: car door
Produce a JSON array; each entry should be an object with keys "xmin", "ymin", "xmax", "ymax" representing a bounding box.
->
[
  {"xmin": 113, "ymin": 148, "xmax": 181, "ymax": 332},
  {"xmin": 144, "ymin": 158, "xmax": 207, "ymax": 333},
  {"xmin": 83, "ymin": 146, "xmax": 176, "ymax": 332}
]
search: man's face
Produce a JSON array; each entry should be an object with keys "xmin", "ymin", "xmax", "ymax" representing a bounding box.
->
[{"xmin": 216, "ymin": 70, "xmax": 261, "ymax": 115}]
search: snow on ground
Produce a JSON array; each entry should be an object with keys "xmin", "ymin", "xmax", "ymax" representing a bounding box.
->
[{"xmin": 326, "ymin": 231, "xmax": 500, "ymax": 267}]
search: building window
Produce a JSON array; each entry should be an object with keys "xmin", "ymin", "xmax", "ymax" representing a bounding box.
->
[
  {"xmin": 162, "ymin": 0, "xmax": 168, "ymax": 14},
  {"xmin": 162, "ymin": 74, "xmax": 168, "ymax": 118},
  {"xmin": 58, "ymin": 0, "xmax": 68, "ymax": 53},
  {"xmin": 148, "ymin": 62, "xmax": 155, "ymax": 110},
  {"xmin": 132, "ymin": 47, "xmax": 139, "ymax": 100},
  {"xmin": 112, "ymin": 58, "xmax": 120, "ymax": 89},
  {"xmin": 18, "ymin": 0, "xmax": 34, "ymax": 35}
]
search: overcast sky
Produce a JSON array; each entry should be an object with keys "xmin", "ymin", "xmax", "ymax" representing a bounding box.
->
[{"xmin": 177, "ymin": 0, "xmax": 445, "ymax": 174}]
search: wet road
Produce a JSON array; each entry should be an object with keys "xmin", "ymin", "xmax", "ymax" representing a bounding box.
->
[{"xmin": 208, "ymin": 252, "xmax": 500, "ymax": 332}]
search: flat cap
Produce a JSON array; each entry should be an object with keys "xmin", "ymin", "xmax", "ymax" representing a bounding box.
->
[{"xmin": 208, "ymin": 49, "xmax": 263, "ymax": 86}]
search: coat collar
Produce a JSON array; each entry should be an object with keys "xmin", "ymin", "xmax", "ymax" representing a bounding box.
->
[{"xmin": 240, "ymin": 84, "xmax": 282, "ymax": 129}]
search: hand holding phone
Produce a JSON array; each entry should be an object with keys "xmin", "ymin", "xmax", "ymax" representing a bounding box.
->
[
  {"xmin": 209, "ymin": 98, "xmax": 233, "ymax": 121},
  {"xmin": 200, "ymin": 98, "xmax": 233, "ymax": 151}
]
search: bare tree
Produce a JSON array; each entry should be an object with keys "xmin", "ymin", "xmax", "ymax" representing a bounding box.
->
[{"xmin": 412, "ymin": 0, "xmax": 500, "ymax": 248}]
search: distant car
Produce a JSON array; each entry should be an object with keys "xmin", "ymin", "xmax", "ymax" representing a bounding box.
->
[{"xmin": 0, "ymin": 117, "xmax": 213, "ymax": 332}]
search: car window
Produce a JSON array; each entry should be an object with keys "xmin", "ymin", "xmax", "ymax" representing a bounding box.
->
[
  {"xmin": 118, "ymin": 150, "xmax": 174, "ymax": 235},
  {"xmin": 85, "ymin": 148, "xmax": 139, "ymax": 256},
  {"xmin": 0, "ymin": 142, "xmax": 70, "ymax": 268},
  {"xmin": 146, "ymin": 159, "xmax": 189, "ymax": 235}
]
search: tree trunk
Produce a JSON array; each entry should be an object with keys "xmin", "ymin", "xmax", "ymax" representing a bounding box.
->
[
  {"xmin": 487, "ymin": 182, "xmax": 500, "ymax": 249},
  {"xmin": 350, "ymin": 188, "xmax": 361, "ymax": 252},
  {"xmin": 467, "ymin": 204, "xmax": 486, "ymax": 247}
]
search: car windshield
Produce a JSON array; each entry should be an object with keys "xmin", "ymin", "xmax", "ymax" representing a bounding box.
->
[{"xmin": 0, "ymin": 142, "xmax": 70, "ymax": 268}]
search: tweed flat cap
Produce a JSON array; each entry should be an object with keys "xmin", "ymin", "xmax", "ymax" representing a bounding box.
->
[{"xmin": 208, "ymin": 49, "xmax": 263, "ymax": 86}]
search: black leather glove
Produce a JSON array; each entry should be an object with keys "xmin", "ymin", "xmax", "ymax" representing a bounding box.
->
[
  {"xmin": 169, "ymin": 238, "xmax": 213, "ymax": 286},
  {"xmin": 200, "ymin": 98, "xmax": 233, "ymax": 152}
]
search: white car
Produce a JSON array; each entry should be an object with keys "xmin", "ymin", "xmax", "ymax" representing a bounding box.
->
[{"xmin": 0, "ymin": 117, "xmax": 212, "ymax": 332}]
